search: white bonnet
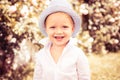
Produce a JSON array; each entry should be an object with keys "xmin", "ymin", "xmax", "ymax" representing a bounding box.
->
[{"xmin": 39, "ymin": 0, "xmax": 81, "ymax": 37}]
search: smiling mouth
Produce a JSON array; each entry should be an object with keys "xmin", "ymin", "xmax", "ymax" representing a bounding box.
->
[{"xmin": 54, "ymin": 36, "xmax": 64, "ymax": 40}]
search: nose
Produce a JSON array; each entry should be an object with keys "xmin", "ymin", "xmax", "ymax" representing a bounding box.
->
[{"xmin": 55, "ymin": 28, "xmax": 63, "ymax": 34}]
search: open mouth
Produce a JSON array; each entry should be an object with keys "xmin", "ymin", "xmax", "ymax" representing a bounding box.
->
[{"xmin": 54, "ymin": 36, "xmax": 64, "ymax": 40}]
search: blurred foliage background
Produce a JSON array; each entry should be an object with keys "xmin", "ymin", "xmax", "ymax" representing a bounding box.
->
[{"xmin": 0, "ymin": 0, "xmax": 120, "ymax": 80}]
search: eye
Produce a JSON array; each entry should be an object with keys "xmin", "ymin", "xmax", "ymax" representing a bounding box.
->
[
  {"xmin": 50, "ymin": 26, "xmax": 55, "ymax": 29},
  {"xmin": 63, "ymin": 26, "xmax": 68, "ymax": 28}
]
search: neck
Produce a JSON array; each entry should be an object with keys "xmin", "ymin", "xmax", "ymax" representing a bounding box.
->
[{"xmin": 51, "ymin": 44, "xmax": 65, "ymax": 51}]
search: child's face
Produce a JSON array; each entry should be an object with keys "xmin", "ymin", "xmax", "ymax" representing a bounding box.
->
[{"xmin": 45, "ymin": 12, "xmax": 74, "ymax": 46}]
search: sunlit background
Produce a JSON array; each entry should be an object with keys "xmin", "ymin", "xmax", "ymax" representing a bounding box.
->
[{"xmin": 0, "ymin": 0, "xmax": 120, "ymax": 80}]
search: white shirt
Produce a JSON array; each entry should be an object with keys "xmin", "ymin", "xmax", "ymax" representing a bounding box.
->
[{"xmin": 33, "ymin": 39, "xmax": 90, "ymax": 80}]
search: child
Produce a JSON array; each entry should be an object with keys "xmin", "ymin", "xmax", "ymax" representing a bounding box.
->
[{"xmin": 33, "ymin": 0, "xmax": 90, "ymax": 80}]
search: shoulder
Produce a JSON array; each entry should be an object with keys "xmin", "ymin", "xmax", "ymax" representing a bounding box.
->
[
  {"xmin": 70, "ymin": 45, "xmax": 85, "ymax": 54},
  {"xmin": 68, "ymin": 38, "xmax": 85, "ymax": 54},
  {"xmin": 34, "ymin": 48, "xmax": 45, "ymax": 61},
  {"xmin": 36, "ymin": 48, "xmax": 44, "ymax": 55},
  {"xmin": 71, "ymin": 45, "xmax": 88, "ymax": 59}
]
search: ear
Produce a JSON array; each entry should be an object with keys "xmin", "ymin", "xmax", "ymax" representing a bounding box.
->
[
  {"xmin": 45, "ymin": 27, "xmax": 48, "ymax": 34},
  {"xmin": 72, "ymin": 26, "xmax": 75, "ymax": 32}
]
